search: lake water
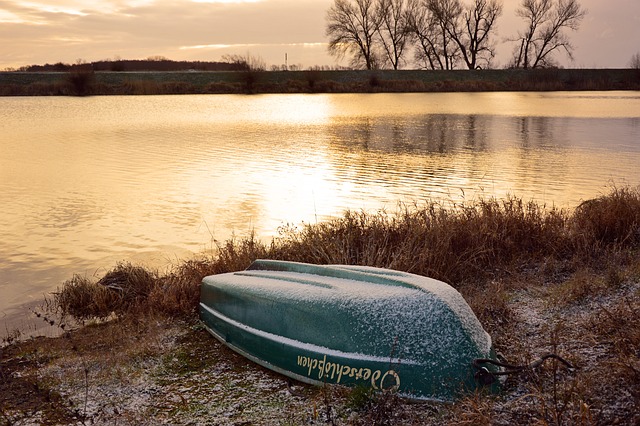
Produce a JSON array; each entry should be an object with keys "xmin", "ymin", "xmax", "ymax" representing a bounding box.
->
[{"xmin": 1, "ymin": 92, "xmax": 640, "ymax": 337}]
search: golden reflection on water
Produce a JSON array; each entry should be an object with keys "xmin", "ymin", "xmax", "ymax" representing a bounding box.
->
[{"xmin": 1, "ymin": 92, "xmax": 640, "ymax": 333}]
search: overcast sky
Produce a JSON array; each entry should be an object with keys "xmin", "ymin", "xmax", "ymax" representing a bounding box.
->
[{"xmin": 1, "ymin": 0, "xmax": 639, "ymax": 70}]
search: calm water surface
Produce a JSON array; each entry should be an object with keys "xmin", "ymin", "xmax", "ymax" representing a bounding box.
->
[{"xmin": 1, "ymin": 92, "xmax": 640, "ymax": 335}]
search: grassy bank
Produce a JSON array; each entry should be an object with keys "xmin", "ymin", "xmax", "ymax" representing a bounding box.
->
[
  {"xmin": 2, "ymin": 187, "xmax": 640, "ymax": 425},
  {"xmin": 1, "ymin": 68, "xmax": 639, "ymax": 96}
]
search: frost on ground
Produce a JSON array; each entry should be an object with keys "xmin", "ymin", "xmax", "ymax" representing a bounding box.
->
[
  {"xmin": 482, "ymin": 277, "xmax": 640, "ymax": 425},
  {"xmin": 2, "ymin": 316, "xmax": 421, "ymax": 425},
  {"xmin": 2, "ymin": 273, "xmax": 639, "ymax": 425},
  {"xmin": 0, "ymin": 319, "xmax": 332, "ymax": 425}
]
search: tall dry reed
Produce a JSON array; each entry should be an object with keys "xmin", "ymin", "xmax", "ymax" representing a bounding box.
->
[{"xmin": 51, "ymin": 187, "xmax": 640, "ymax": 321}]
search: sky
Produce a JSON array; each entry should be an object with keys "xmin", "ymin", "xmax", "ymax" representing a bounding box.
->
[{"xmin": 1, "ymin": 0, "xmax": 639, "ymax": 70}]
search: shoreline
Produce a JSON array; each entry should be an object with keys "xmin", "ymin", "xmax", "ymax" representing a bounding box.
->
[{"xmin": 1, "ymin": 68, "xmax": 639, "ymax": 96}]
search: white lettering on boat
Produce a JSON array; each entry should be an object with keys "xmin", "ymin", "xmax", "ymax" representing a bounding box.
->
[{"xmin": 296, "ymin": 354, "xmax": 400, "ymax": 391}]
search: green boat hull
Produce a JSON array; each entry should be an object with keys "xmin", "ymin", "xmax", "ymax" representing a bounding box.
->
[{"xmin": 199, "ymin": 260, "xmax": 501, "ymax": 401}]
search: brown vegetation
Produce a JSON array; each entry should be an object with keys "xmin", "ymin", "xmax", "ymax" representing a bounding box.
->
[
  {"xmin": 1, "ymin": 68, "xmax": 639, "ymax": 96},
  {"xmin": 2, "ymin": 187, "xmax": 639, "ymax": 424}
]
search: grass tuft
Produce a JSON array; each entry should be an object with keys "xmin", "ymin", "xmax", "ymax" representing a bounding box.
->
[
  {"xmin": 572, "ymin": 186, "xmax": 640, "ymax": 249},
  {"xmin": 53, "ymin": 274, "xmax": 119, "ymax": 320}
]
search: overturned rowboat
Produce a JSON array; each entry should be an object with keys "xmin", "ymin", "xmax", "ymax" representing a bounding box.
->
[{"xmin": 199, "ymin": 259, "xmax": 502, "ymax": 401}]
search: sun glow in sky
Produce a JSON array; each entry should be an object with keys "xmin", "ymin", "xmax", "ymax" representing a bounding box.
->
[{"xmin": 0, "ymin": 0, "xmax": 639, "ymax": 70}]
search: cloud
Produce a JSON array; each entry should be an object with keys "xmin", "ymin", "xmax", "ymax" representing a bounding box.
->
[
  {"xmin": 0, "ymin": 0, "xmax": 331, "ymax": 67},
  {"xmin": 0, "ymin": 9, "xmax": 23, "ymax": 23},
  {"xmin": 191, "ymin": 0, "xmax": 263, "ymax": 3}
]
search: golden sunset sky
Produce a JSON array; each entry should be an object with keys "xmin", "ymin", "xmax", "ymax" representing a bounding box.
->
[{"xmin": 1, "ymin": 0, "xmax": 638, "ymax": 70}]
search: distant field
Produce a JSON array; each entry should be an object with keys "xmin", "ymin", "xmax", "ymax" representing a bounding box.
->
[{"xmin": 1, "ymin": 68, "xmax": 638, "ymax": 95}]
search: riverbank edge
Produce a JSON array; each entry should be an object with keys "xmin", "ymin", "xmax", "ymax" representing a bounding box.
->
[{"xmin": 1, "ymin": 68, "xmax": 639, "ymax": 96}]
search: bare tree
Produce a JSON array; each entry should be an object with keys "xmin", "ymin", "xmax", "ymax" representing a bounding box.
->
[
  {"xmin": 630, "ymin": 52, "xmax": 640, "ymax": 69},
  {"xmin": 221, "ymin": 53, "xmax": 266, "ymax": 71},
  {"xmin": 146, "ymin": 55, "xmax": 169, "ymax": 62},
  {"xmin": 324, "ymin": 0, "xmax": 499, "ymax": 70},
  {"xmin": 326, "ymin": 0, "xmax": 383, "ymax": 69},
  {"xmin": 376, "ymin": 0, "xmax": 411, "ymax": 69},
  {"xmin": 407, "ymin": 0, "xmax": 463, "ymax": 69},
  {"xmin": 222, "ymin": 53, "xmax": 266, "ymax": 94},
  {"xmin": 407, "ymin": 0, "xmax": 444, "ymax": 69},
  {"xmin": 511, "ymin": 0, "xmax": 586, "ymax": 69},
  {"xmin": 447, "ymin": 0, "xmax": 503, "ymax": 69},
  {"xmin": 427, "ymin": 0, "xmax": 463, "ymax": 69}
]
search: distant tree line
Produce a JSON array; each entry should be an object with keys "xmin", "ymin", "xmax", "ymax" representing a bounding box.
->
[
  {"xmin": 326, "ymin": 0, "xmax": 587, "ymax": 70},
  {"xmin": 17, "ymin": 58, "xmax": 247, "ymax": 73}
]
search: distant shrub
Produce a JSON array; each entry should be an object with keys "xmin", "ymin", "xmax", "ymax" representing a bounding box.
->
[
  {"xmin": 66, "ymin": 65, "xmax": 95, "ymax": 96},
  {"xmin": 304, "ymin": 70, "xmax": 322, "ymax": 92}
]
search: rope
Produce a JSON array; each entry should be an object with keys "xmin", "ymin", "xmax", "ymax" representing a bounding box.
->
[{"xmin": 473, "ymin": 353, "xmax": 576, "ymax": 385}]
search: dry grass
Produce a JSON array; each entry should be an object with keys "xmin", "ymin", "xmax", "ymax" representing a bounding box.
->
[
  {"xmin": 49, "ymin": 187, "xmax": 639, "ymax": 323},
  {"xmin": 51, "ymin": 263, "xmax": 157, "ymax": 320},
  {"xmin": 271, "ymin": 196, "xmax": 571, "ymax": 285},
  {"xmin": 586, "ymin": 290, "xmax": 640, "ymax": 398},
  {"xmin": 572, "ymin": 186, "xmax": 640, "ymax": 249}
]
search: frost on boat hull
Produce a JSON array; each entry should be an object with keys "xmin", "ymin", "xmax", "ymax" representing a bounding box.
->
[{"xmin": 199, "ymin": 259, "xmax": 501, "ymax": 401}]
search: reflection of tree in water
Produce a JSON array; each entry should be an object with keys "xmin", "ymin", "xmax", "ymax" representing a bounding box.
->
[
  {"xmin": 511, "ymin": 116, "xmax": 574, "ymax": 199},
  {"xmin": 348, "ymin": 117, "xmax": 374, "ymax": 151},
  {"xmin": 324, "ymin": 115, "xmax": 496, "ymax": 202},
  {"xmin": 415, "ymin": 114, "xmax": 491, "ymax": 153},
  {"xmin": 517, "ymin": 116, "xmax": 555, "ymax": 149},
  {"xmin": 328, "ymin": 114, "xmax": 491, "ymax": 155},
  {"xmin": 320, "ymin": 112, "xmax": 639, "ymax": 209}
]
